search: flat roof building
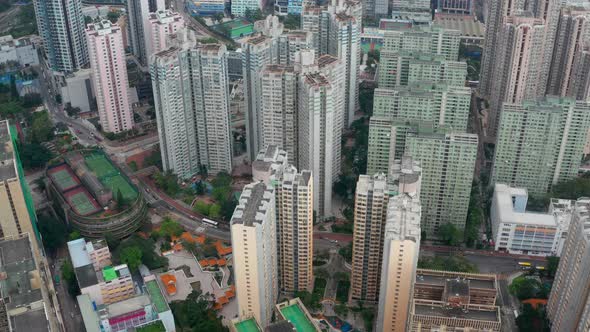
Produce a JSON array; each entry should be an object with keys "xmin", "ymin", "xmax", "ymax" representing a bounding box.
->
[
  {"xmin": 231, "ymin": 182, "xmax": 278, "ymax": 327},
  {"xmin": 409, "ymin": 269, "xmax": 501, "ymax": 331},
  {"xmin": 0, "ymin": 234, "xmax": 51, "ymax": 332},
  {"xmin": 491, "ymin": 183, "xmax": 573, "ymax": 256},
  {"xmin": 275, "ymin": 298, "xmax": 321, "ymax": 331}
]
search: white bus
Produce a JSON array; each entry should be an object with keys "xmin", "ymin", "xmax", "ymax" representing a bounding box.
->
[{"xmin": 202, "ymin": 218, "xmax": 218, "ymax": 227}]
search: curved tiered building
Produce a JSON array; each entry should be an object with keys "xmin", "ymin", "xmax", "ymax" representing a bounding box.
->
[{"xmin": 46, "ymin": 149, "xmax": 147, "ymax": 239}]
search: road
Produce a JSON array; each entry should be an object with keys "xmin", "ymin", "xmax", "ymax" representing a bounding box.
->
[{"xmin": 48, "ymin": 254, "xmax": 84, "ymax": 332}]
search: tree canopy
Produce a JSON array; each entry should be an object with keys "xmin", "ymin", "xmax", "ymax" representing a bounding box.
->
[
  {"xmin": 418, "ymin": 255, "xmax": 478, "ymax": 273},
  {"xmin": 119, "ymin": 246, "xmax": 143, "ymax": 271},
  {"xmin": 438, "ymin": 223, "xmax": 462, "ymax": 246},
  {"xmin": 170, "ymin": 290, "xmax": 228, "ymax": 332},
  {"xmin": 38, "ymin": 214, "xmax": 68, "ymax": 253}
]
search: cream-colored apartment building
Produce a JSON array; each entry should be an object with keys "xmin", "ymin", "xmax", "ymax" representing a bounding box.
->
[
  {"xmin": 350, "ymin": 173, "xmax": 389, "ymax": 302},
  {"xmin": 231, "ymin": 182, "xmax": 278, "ymax": 327},
  {"xmin": 252, "ymin": 146, "xmax": 314, "ymax": 293},
  {"xmin": 376, "ymin": 192, "xmax": 421, "ymax": 332}
]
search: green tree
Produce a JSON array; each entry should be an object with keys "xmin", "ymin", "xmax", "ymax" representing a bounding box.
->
[
  {"xmin": 194, "ymin": 200, "xmax": 211, "ymax": 215},
  {"xmin": 509, "ymin": 276, "xmax": 543, "ymax": 300},
  {"xmin": 30, "ymin": 111, "xmax": 54, "ymax": 144},
  {"xmin": 114, "ymin": 235, "xmax": 168, "ymax": 270},
  {"xmin": 335, "ymin": 303, "xmax": 348, "ymax": 317},
  {"xmin": 107, "ymin": 11, "xmax": 121, "ymax": 23},
  {"xmin": 38, "ymin": 214, "xmax": 68, "ymax": 253},
  {"xmin": 159, "ymin": 217, "xmax": 184, "ymax": 237},
  {"xmin": 438, "ymin": 222, "xmax": 462, "ymax": 246},
  {"xmin": 170, "ymin": 290, "xmax": 228, "ymax": 332},
  {"xmin": 119, "ymin": 246, "xmax": 143, "ymax": 271},
  {"xmin": 213, "ymin": 12, "xmax": 224, "ymax": 24},
  {"xmin": 68, "ymin": 230, "xmax": 82, "ymax": 241},
  {"xmin": 62, "ymin": 259, "xmax": 80, "ymax": 296},
  {"xmin": 128, "ymin": 161, "xmax": 138, "ymax": 171},
  {"xmin": 283, "ymin": 14, "xmax": 301, "ymax": 29},
  {"xmin": 546, "ymin": 256, "xmax": 559, "ymax": 277},
  {"xmin": 418, "ymin": 256, "xmax": 478, "ymax": 273},
  {"xmin": 116, "ymin": 188, "xmax": 125, "ymax": 208},
  {"xmin": 339, "ymin": 242, "xmax": 352, "ymax": 263},
  {"xmin": 0, "ymin": 100, "xmax": 23, "ymax": 118},
  {"xmin": 220, "ymin": 197, "xmax": 237, "ymax": 221},
  {"xmin": 209, "ymin": 203, "xmax": 221, "ymax": 218},
  {"xmin": 19, "ymin": 142, "xmax": 52, "ymax": 169},
  {"xmin": 195, "ymin": 181, "xmax": 206, "ymax": 195},
  {"xmin": 315, "ymin": 268, "xmax": 330, "ymax": 279}
]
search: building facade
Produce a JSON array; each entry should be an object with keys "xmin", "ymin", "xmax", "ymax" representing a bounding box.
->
[
  {"xmin": 547, "ymin": 4, "xmax": 590, "ymax": 98},
  {"xmin": 350, "ymin": 173, "xmax": 390, "ymax": 303},
  {"xmin": 487, "ymin": 15, "xmax": 546, "ymax": 135},
  {"xmin": 152, "ymin": 32, "xmax": 232, "ymax": 178},
  {"xmin": 376, "ymin": 192, "xmax": 421, "ymax": 332},
  {"xmin": 491, "ymin": 184, "xmax": 573, "ymax": 256},
  {"xmin": 405, "ymin": 129, "xmax": 477, "ymax": 237},
  {"xmin": 547, "ymin": 199, "xmax": 590, "ymax": 332},
  {"xmin": 33, "ymin": 0, "xmax": 89, "ymax": 73},
  {"xmin": 87, "ymin": 21, "xmax": 134, "ymax": 134},
  {"xmin": 492, "ymin": 97, "xmax": 590, "ymax": 195},
  {"xmin": 252, "ymin": 146, "xmax": 314, "ymax": 294},
  {"xmin": 259, "ymin": 65, "xmax": 298, "ymax": 161},
  {"xmin": 127, "ymin": 0, "xmax": 164, "ymax": 65},
  {"xmin": 145, "ymin": 10, "xmax": 185, "ymax": 64},
  {"xmin": 231, "ymin": 182, "xmax": 278, "ymax": 327},
  {"xmin": 298, "ymin": 72, "xmax": 339, "ymax": 217}
]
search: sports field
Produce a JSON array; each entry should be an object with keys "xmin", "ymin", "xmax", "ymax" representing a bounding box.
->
[
  {"xmin": 65, "ymin": 189, "xmax": 101, "ymax": 216},
  {"xmin": 280, "ymin": 304, "xmax": 317, "ymax": 332},
  {"xmin": 85, "ymin": 153, "xmax": 137, "ymax": 201},
  {"xmin": 103, "ymin": 174, "xmax": 137, "ymax": 201},
  {"xmin": 85, "ymin": 154, "xmax": 118, "ymax": 178},
  {"xmin": 48, "ymin": 165, "xmax": 80, "ymax": 192}
]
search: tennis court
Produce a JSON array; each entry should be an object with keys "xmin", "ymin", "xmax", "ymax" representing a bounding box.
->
[
  {"xmin": 65, "ymin": 189, "xmax": 101, "ymax": 216},
  {"xmin": 280, "ymin": 304, "xmax": 317, "ymax": 332},
  {"xmin": 48, "ymin": 165, "xmax": 80, "ymax": 192}
]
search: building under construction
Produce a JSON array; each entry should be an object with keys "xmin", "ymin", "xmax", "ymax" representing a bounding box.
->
[{"xmin": 409, "ymin": 269, "xmax": 501, "ymax": 331}]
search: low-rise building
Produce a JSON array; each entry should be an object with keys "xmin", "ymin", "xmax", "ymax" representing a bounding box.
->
[
  {"xmin": 491, "ymin": 184, "xmax": 573, "ymax": 256},
  {"xmin": 60, "ymin": 69, "xmax": 96, "ymax": 115},
  {"xmin": 433, "ymin": 15, "xmax": 485, "ymax": 46},
  {"xmin": 0, "ymin": 35, "xmax": 39, "ymax": 67},
  {"xmin": 78, "ymin": 274, "xmax": 176, "ymax": 332},
  {"xmin": 409, "ymin": 269, "xmax": 501, "ymax": 331},
  {"xmin": 186, "ymin": 0, "xmax": 225, "ymax": 16},
  {"xmin": 68, "ymin": 238, "xmax": 135, "ymax": 305},
  {"xmin": 0, "ymin": 234, "xmax": 52, "ymax": 332}
]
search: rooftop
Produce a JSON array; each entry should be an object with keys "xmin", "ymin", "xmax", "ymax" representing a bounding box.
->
[
  {"xmin": 434, "ymin": 16, "xmax": 484, "ymax": 38},
  {"xmin": 233, "ymin": 317, "xmax": 262, "ymax": 332},
  {"xmin": 265, "ymin": 321, "xmax": 294, "ymax": 331},
  {"xmin": 279, "ymin": 304, "xmax": 318, "ymax": 332},
  {"xmin": 414, "ymin": 302, "xmax": 499, "ymax": 322},
  {"xmin": 416, "ymin": 269, "xmax": 497, "ymax": 290},
  {"xmin": 9, "ymin": 306, "xmax": 50, "ymax": 332},
  {"xmin": 0, "ymin": 235, "xmax": 44, "ymax": 311},
  {"xmin": 68, "ymin": 238, "xmax": 92, "ymax": 268},
  {"xmin": 75, "ymin": 264, "xmax": 99, "ymax": 288},
  {"xmin": 0, "ymin": 120, "xmax": 17, "ymax": 181},
  {"xmin": 493, "ymin": 183, "xmax": 573, "ymax": 227},
  {"xmin": 77, "ymin": 294, "xmax": 101, "ymax": 332},
  {"xmin": 105, "ymin": 294, "xmax": 151, "ymax": 317},
  {"xmin": 231, "ymin": 182, "xmax": 274, "ymax": 227}
]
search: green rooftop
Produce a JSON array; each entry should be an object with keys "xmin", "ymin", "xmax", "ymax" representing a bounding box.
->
[
  {"xmin": 280, "ymin": 304, "xmax": 317, "ymax": 332},
  {"xmin": 146, "ymin": 280, "xmax": 169, "ymax": 313},
  {"xmin": 102, "ymin": 267, "xmax": 117, "ymax": 281},
  {"xmin": 234, "ymin": 318, "xmax": 261, "ymax": 332}
]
